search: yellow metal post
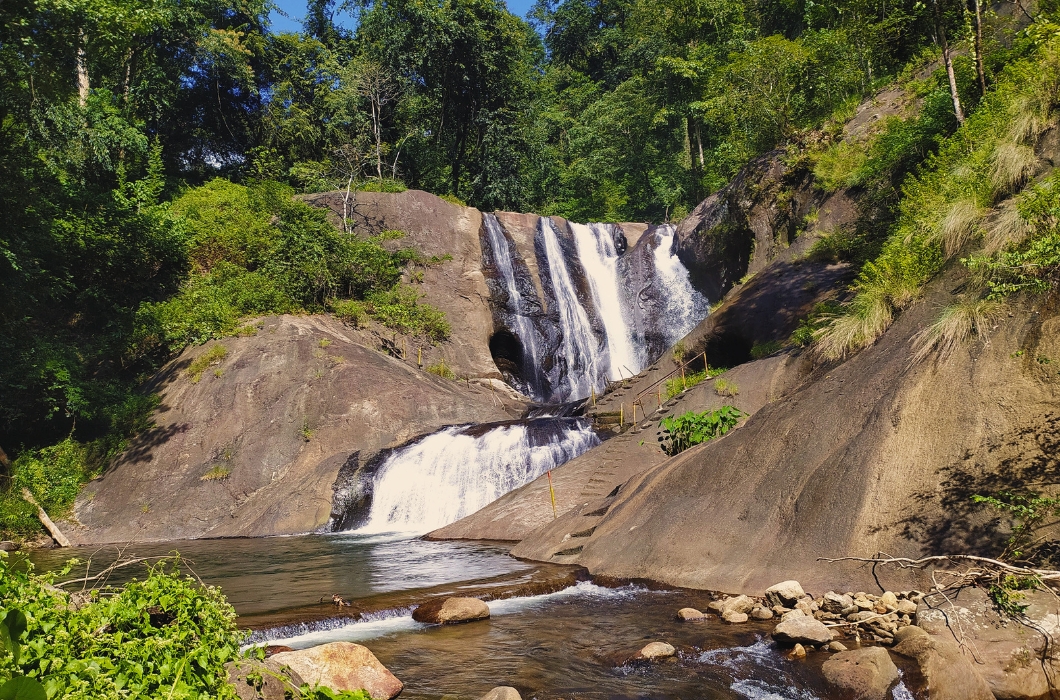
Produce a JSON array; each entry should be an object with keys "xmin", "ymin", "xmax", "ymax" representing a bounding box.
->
[{"xmin": 546, "ymin": 470, "xmax": 558, "ymax": 519}]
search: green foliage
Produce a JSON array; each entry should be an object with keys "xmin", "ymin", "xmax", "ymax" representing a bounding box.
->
[
  {"xmin": 360, "ymin": 287, "xmax": 452, "ymax": 343},
  {"xmin": 972, "ymin": 491, "xmax": 1060, "ymax": 562},
  {"xmin": 659, "ymin": 406, "xmax": 746, "ymax": 456},
  {"xmin": 0, "ymin": 555, "xmax": 244, "ymax": 699},
  {"xmin": 664, "ymin": 367, "xmax": 722, "ymax": 399},
  {"xmin": 750, "ymin": 340, "xmax": 782, "ymax": 360},
  {"xmin": 714, "ymin": 378, "xmax": 739, "ymax": 397},
  {"xmin": 790, "ymin": 301, "xmax": 843, "ymax": 347},
  {"xmin": 186, "ymin": 346, "xmax": 228, "ymax": 384},
  {"xmin": 818, "ymin": 36, "xmax": 1060, "ymax": 360},
  {"xmin": 425, "ymin": 360, "xmax": 456, "ymax": 380}
]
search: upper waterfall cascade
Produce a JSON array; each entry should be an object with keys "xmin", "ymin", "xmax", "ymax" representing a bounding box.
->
[
  {"xmin": 483, "ymin": 216, "xmax": 710, "ymax": 403},
  {"xmin": 354, "ymin": 418, "xmax": 599, "ymax": 534}
]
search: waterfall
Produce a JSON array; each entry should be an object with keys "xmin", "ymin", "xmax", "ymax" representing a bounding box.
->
[
  {"xmin": 570, "ymin": 223, "xmax": 641, "ymax": 381},
  {"xmin": 649, "ymin": 225, "xmax": 711, "ymax": 348},
  {"xmin": 539, "ymin": 218, "xmax": 606, "ymax": 401},
  {"xmin": 354, "ymin": 418, "xmax": 599, "ymax": 534},
  {"xmin": 482, "ymin": 214, "xmax": 545, "ymax": 395}
]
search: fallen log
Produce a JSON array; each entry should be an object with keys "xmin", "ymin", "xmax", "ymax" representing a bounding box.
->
[{"xmin": 21, "ymin": 488, "xmax": 71, "ymax": 547}]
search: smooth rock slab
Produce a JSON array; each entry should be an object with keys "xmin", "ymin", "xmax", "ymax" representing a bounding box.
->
[
  {"xmin": 772, "ymin": 616, "xmax": 834, "ymax": 646},
  {"xmin": 635, "ymin": 642, "xmax": 676, "ymax": 661},
  {"xmin": 268, "ymin": 642, "xmax": 403, "ymax": 700},
  {"xmin": 412, "ymin": 597, "xmax": 490, "ymax": 625},
  {"xmin": 479, "ymin": 687, "xmax": 522, "ymax": 700},
  {"xmin": 821, "ymin": 646, "xmax": 899, "ymax": 700},
  {"xmin": 765, "ymin": 580, "xmax": 805, "ymax": 608},
  {"xmin": 891, "ymin": 626, "xmax": 993, "ymax": 700}
]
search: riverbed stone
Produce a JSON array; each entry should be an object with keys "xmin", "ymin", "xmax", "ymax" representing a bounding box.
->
[
  {"xmin": 821, "ymin": 647, "xmax": 899, "ymax": 700},
  {"xmin": 892, "ymin": 625, "xmax": 993, "ymax": 700},
  {"xmin": 821, "ymin": 592, "xmax": 853, "ymax": 614},
  {"xmin": 0, "ymin": 541, "xmax": 17, "ymax": 552},
  {"xmin": 268, "ymin": 642, "xmax": 403, "ymax": 700},
  {"xmin": 772, "ymin": 615, "xmax": 834, "ymax": 646},
  {"xmin": 412, "ymin": 597, "xmax": 490, "ymax": 625},
  {"xmin": 879, "ymin": 592, "xmax": 898, "ymax": 611},
  {"xmin": 828, "ymin": 641, "xmax": 848, "ymax": 652},
  {"xmin": 676, "ymin": 607, "xmax": 706, "ymax": 621},
  {"xmin": 227, "ymin": 659, "xmax": 304, "ymax": 700},
  {"xmin": 896, "ymin": 599, "xmax": 918, "ymax": 616},
  {"xmin": 789, "ymin": 643, "xmax": 807, "ymax": 660},
  {"xmin": 722, "ymin": 610, "xmax": 748, "ymax": 623},
  {"xmin": 635, "ymin": 642, "xmax": 676, "ymax": 661},
  {"xmin": 765, "ymin": 580, "xmax": 805, "ymax": 607},
  {"xmin": 750, "ymin": 606, "xmax": 774, "ymax": 620},
  {"xmin": 478, "ymin": 687, "xmax": 522, "ymax": 700}
]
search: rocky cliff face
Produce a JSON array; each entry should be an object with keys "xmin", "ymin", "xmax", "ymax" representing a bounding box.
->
[
  {"xmin": 67, "ymin": 315, "xmax": 523, "ymax": 543},
  {"xmin": 508, "ymin": 279, "xmax": 1060, "ymax": 594}
]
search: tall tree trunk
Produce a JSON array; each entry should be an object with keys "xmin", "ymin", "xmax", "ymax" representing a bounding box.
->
[
  {"xmin": 76, "ymin": 28, "xmax": 90, "ymax": 106},
  {"xmin": 695, "ymin": 121, "xmax": 705, "ymax": 168},
  {"xmin": 972, "ymin": 0, "xmax": 987, "ymax": 95},
  {"xmin": 934, "ymin": 0, "xmax": 965, "ymax": 123}
]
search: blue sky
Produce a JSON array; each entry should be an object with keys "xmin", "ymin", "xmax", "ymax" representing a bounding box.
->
[{"xmin": 269, "ymin": 0, "xmax": 537, "ymax": 34}]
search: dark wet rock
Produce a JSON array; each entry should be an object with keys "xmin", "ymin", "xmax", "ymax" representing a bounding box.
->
[
  {"xmin": 892, "ymin": 625, "xmax": 994, "ymax": 700},
  {"xmin": 227, "ymin": 659, "xmax": 304, "ymax": 700},
  {"xmin": 0, "ymin": 541, "xmax": 17, "ymax": 552},
  {"xmin": 821, "ymin": 647, "xmax": 899, "ymax": 700},
  {"xmin": 772, "ymin": 615, "xmax": 834, "ymax": 647},
  {"xmin": 268, "ymin": 642, "xmax": 402, "ymax": 700},
  {"xmin": 412, "ymin": 597, "xmax": 490, "ymax": 625},
  {"xmin": 479, "ymin": 688, "xmax": 522, "ymax": 700}
]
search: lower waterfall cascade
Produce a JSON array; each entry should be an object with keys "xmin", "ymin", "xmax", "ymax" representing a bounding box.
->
[{"xmin": 352, "ymin": 418, "xmax": 600, "ymax": 534}]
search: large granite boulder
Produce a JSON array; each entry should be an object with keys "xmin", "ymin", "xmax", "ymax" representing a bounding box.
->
[
  {"xmin": 821, "ymin": 646, "xmax": 899, "ymax": 700},
  {"xmin": 412, "ymin": 597, "xmax": 491, "ymax": 624},
  {"xmin": 891, "ymin": 626, "xmax": 994, "ymax": 700},
  {"xmin": 268, "ymin": 642, "xmax": 403, "ymax": 700}
]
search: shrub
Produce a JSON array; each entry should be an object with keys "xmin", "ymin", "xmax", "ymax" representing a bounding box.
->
[
  {"xmin": 439, "ymin": 193, "xmax": 467, "ymax": 207},
  {"xmin": 664, "ymin": 368, "xmax": 720, "ymax": 399},
  {"xmin": 201, "ymin": 465, "xmax": 231, "ymax": 482},
  {"xmin": 358, "ymin": 178, "xmax": 407, "ymax": 193},
  {"xmin": 363, "ymin": 286, "xmax": 451, "ymax": 342},
  {"xmin": 659, "ymin": 406, "xmax": 747, "ymax": 456},
  {"xmin": 332, "ymin": 299, "xmax": 369, "ymax": 327},
  {"xmin": 0, "ymin": 555, "xmax": 245, "ymax": 699}
]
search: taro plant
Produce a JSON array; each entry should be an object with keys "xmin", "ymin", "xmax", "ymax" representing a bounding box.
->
[{"xmin": 659, "ymin": 406, "xmax": 747, "ymax": 456}]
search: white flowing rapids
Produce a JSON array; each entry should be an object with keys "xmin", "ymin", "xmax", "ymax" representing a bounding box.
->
[{"xmin": 355, "ymin": 419, "xmax": 600, "ymax": 534}]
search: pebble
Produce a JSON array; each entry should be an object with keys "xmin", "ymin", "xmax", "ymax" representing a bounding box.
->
[{"xmin": 789, "ymin": 643, "xmax": 807, "ymax": 659}]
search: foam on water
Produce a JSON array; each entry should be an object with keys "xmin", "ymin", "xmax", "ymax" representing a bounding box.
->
[
  {"xmin": 354, "ymin": 418, "xmax": 599, "ymax": 534},
  {"xmin": 698, "ymin": 639, "xmax": 823, "ymax": 700}
]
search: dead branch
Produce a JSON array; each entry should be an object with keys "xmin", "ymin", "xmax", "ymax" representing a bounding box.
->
[
  {"xmin": 22, "ymin": 488, "xmax": 71, "ymax": 547},
  {"xmin": 817, "ymin": 554, "xmax": 1060, "ymax": 582}
]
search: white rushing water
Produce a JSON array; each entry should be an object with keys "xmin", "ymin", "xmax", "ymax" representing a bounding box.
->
[
  {"xmin": 570, "ymin": 222, "xmax": 641, "ymax": 381},
  {"xmin": 355, "ymin": 419, "xmax": 599, "ymax": 534},
  {"xmin": 482, "ymin": 214, "xmax": 544, "ymax": 386},
  {"xmin": 651, "ymin": 224, "xmax": 711, "ymax": 348},
  {"xmin": 539, "ymin": 218, "xmax": 606, "ymax": 400}
]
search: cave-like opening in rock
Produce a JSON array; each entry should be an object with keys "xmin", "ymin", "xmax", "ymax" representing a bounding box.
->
[
  {"xmin": 489, "ymin": 329, "xmax": 525, "ymax": 379},
  {"xmin": 703, "ymin": 329, "xmax": 753, "ymax": 369}
]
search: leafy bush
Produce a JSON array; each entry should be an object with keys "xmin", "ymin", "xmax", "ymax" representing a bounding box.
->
[
  {"xmin": 664, "ymin": 367, "xmax": 723, "ymax": 400},
  {"xmin": 659, "ymin": 406, "xmax": 746, "ymax": 456},
  {"xmin": 361, "ymin": 287, "xmax": 451, "ymax": 342},
  {"xmin": 186, "ymin": 345, "xmax": 229, "ymax": 383},
  {"xmin": 0, "ymin": 555, "xmax": 244, "ymax": 699}
]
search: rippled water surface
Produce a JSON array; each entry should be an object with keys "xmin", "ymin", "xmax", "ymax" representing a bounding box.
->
[{"xmin": 30, "ymin": 535, "xmax": 915, "ymax": 700}]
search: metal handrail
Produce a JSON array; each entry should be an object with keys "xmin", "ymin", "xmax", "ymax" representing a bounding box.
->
[{"xmin": 628, "ymin": 351, "xmax": 710, "ymax": 411}]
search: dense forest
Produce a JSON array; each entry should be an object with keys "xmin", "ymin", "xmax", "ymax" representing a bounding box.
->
[{"xmin": 1, "ymin": 0, "xmax": 1058, "ymax": 536}]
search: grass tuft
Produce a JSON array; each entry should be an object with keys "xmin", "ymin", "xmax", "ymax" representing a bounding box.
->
[
  {"xmin": 426, "ymin": 359, "xmax": 456, "ymax": 379},
  {"xmin": 912, "ymin": 298, "xmax": 1002, "ymax": 363},
  {"xmin": 936, "ymin": 198, "xmax": 983, "ymax": 256},
  {"xmin": 200, "ymin": 465, "xmax": 231, "ymax": 482},
  {"xmin": 990, "ymin": 141, "xmax": 1040, "ymax": 195},
  {"xmin": 814, "ymin": 290, "xmax": 893, "ymax": 361},
  {"xmin": 983, "ymin": 199, "xmax": 1034, "ymax": 255},
  {"xmin": 186, "ymin": 345, "xmax": 227, "ymax": 383}
]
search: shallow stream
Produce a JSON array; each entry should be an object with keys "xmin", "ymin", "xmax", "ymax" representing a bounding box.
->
[{"xmin": 30, "ymin": 534, "xmax": 916, "ymax": 700}]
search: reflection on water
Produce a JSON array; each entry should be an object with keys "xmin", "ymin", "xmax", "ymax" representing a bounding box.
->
[{"xmin": 29, "ymin": 533, "xmax": 531, "ymax": 616}]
